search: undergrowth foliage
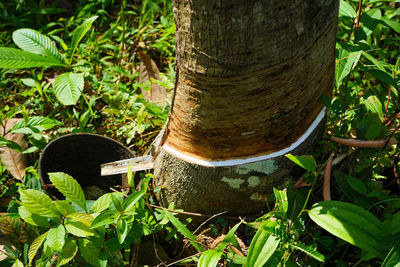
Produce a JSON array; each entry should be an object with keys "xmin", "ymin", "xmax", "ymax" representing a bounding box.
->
[{"xmin": 0, "ymin": 0, "xmax": 400, "ymax": 266}]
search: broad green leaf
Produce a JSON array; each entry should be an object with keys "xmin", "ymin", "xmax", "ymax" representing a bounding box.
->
[
  {"xmin": 53, "ymin": 72, "xmax": 84, "ymax": 105},
  {"xmin": 65, "ymin": 221, "xmax": 94, "ymax": 237},
  {"xmin": 363, "ymin": 95, "xmax": 384, "ymax": 122},
  {"xmin": 285, "ymin": 154, "xmax": 316, "ymax": 171},
  {"xmin": 47, "ymin": 224, "xmax": 65, "ymax": 252},
  {"xmin": 198, "ymin": 250, "xmax": 223, "ymax": 267},
  {"xmin": 21, "ymin": 78, "xmax": 36, "ymax": 87},
  {"xmin": 0, "ymin": 47, "xmax": 66, "ymax": 68},
  {"xmin": 78, "ymin": 238, "xmax": 106, "ymax": 267},
  {"xmin": 69, "ymin": 16, "xmax": 98, "ymax": 62},
  {"xmin": 19, "ymin": 205, "xmax": 50, "ymax": 227},
  {"xmin": 90, "ymin": 193, "xmax": 117, "ymax": 213},
  {"xmin": 13, "ymin": 28, "xmax": 63, "ymax": 62},
  {"xmin": 19, "ymin": 189, "xmax": 59, "ymax": 217},
  {"xmin": 11, "ymin": 116, "xmax": 62, "ymax": 134},
  {"xmin": 28, "ymin": 231, "xmax": 48, "ymax": 264},
  {"xmin": 49, "ymin": 172, "xmax": 86, "ymax": 211},
  {"xmin": 91, "ymin": 210, "xmax": 117, "ymax": 228},
  {"xmin": 111, "ymin": 194, "xmax": 123, "ymax": 212},
  {"xmin": 273, "ymin": 188, "xmax": 288, "ymax": 217},
  {"xmin": 122, "ymin": 191, "xmax": 145, "ymax": 211},
  {"xmin": 339, "ymin": 0, "xmax": 356, "ymax": 18},
  {"xmin": 367, "ymin": 69, "xmax": 398, "ymax": 89},
  {"xmin": 116, "ymin": 219, "xmax": 129, "ymax": 244},
  {"xmin": 12, "ymin": 259, "xmax": 24, "ymax": 267},
  {"xmin": 360, "ymin": 9, "xmax": 382, "ymax": 37},
  {"xmin": 246, "ymin": 226, "xmax": 280, "ymax": 267},
  {"xmin": 382, "ymin": 19, "xmax": 400, "ymax": 34},
  {"xmin": 308, "ymin": 201, "xmax": 386, "ymax": 256},
  {"xmin": 163, "ymin": 209, "xmax": 204, "ymax": 252},
  {"xmin": 335, "ymin": 49, "xmax": 361, "ymax": 86},
  {"xmin": 66, "ymin": 212, "xmax": 93, "ymax": 227},
  {"xmin": 54, "ymin": 201, "xmax": 76, "ymax": 216},
  {"xmin": 57, "ymin": 239, "xmax": 78, "ymax": 267},
  {"xmin": 347, "ymin": 177, "xmax": 367, "ymax": 195}
]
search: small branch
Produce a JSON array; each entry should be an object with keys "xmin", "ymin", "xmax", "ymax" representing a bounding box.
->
[
  {"xmin": 149, "ymin": 203, "xmax": 205, "ymax": 217},
  {"xmin": 166, "ymin": 252, "xmax": 202, "ymax": 267},
  {"xmin": 193, "ymin": 211, "xmax": 228, "ymax": 235},
  {"xmin": 330, "ymin": 136, "xmax": 397, "ymax": 148},
  {"xmin": 354, "ymin": 0, "xmax": 363, "ymax": 43},
  {"xmin": 323, "ymin": 153, "xmax": 334, "ymax": 201}
]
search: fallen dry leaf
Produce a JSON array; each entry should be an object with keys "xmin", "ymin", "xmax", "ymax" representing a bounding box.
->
[
  {"xmin": 138, "ymin": 51, "xmax": 167, "ymax": 104},
  {"xmin": 0, "ymin": 119, "xmax": 27, "ymax": 180}
]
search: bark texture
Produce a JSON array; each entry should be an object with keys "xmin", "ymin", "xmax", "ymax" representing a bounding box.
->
[
  {"xmin": 154, "ymin": 0, "xmax": 339, "ymax": 215},
  {"xmin": 165, "ymin": 0, "xmax": 338, "ymax": 161}
]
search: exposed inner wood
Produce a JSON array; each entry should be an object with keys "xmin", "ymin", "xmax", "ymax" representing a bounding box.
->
[{"xmin": 165, "ymin": 0, "xmax": 338, "ymax": 161}]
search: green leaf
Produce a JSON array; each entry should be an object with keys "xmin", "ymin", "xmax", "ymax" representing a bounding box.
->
[
  {"xmin": 215, "ymin": 222, "xmax": 242, "ymax": 252},
  {"xmin": 198, "ymin": 250, "xmax": 223, "ymax": 267},
  {"xmin": 382, "ymin": 241, "xmax": 400, "ymax": 267},
  {"xmin": 367, "ymin": 69, "xmax": 398, "ymax": 89},
  {"xmin": 111, "ymin": 194, "xmax": 123, "ymax": 212},
  {"xmin": 56, "ymin": 238, "xmax": 78, "ymax": 267},
  {"xmin": 246, "ymin": 225, "xmax": 280, "ymax": 267},
  {"xmin": 66, "ymin": 212, "xmax": 93, "ymax": 227},
  {"xmin": 285, "ymin": 154, "xmax": 316, "ymax": 171},
  {"xmin": 116, "ymin": 219, "xmax": 129, "ymax": 244},
  {"xmin": 163, "ymin": 208, "xmax": 204, "ymax": 252},
  {"xmin": 54, "ymin": 201, "xmax": 76, "ymax": 216},
  {"xmin": 78, "ymin": 238, "xmax": 106, "ymax": 267},
  {"xmin": 19, "ymin": 205, "xmax": 50, "ymax": 227},
  {"xmin": 11, "ymin": 116, "xmax": 62, "ymax": 134},
  {"xmin": 363, "ymin": 95, "xmax": 384, "ymax": 122},
  {"xmin": 19, "ymin": 189, "xmax": 59, "ymax": 217},
  {"xmin": 69, "ymin": 16, "xmax": 98, "ymax": 62},
  {"xmin": 91, "ymin": 210, "xmax": 117, "ymax": 228},
  {"xmin": 362, "ymin": 52, "xmax": 385, "ymax": 71},
  {"xmin": 65, "ymin": 221, "xmax": 94, "ymax": 237},
  {"xmin": 339, "ymin": 0, "xmax": 357, "ymax": 18},
  {"xmin": 122, "ymin": 191, "xmax": 145, "ymax": 211},
  {"xmin": 0, "ymin": 47, "xmax": 66, "ymax": 68},
  {"xmin": 90, "ymin": 193, "xmax": 113, "ymax": 213},
  {"xmin": 47, "ymin": 224, "xmax": 65, "ymax": 252},
  {"xmin": 289, "ymin": 241, "xmax": 325, "ymax": 262},
  {"xmin": 49, "ymin": 172, "xmax": 86, "ymax": 212},
  {"xmin": 53, "ymin": 72, "xmax": 84, "ymax": 105},
  {"xmin": 12, "ymin": 28, "xmax": 63, "ymax": 63},
  {"xmin": 12, "ymin": 259, "xmax": 24, "ymax": 267},
  {"xmin": 347, "ymin": 177, "xmax": 367, "ymax": 195},
  {"xmin": 308, "ymin": 201, "xmax": 386, "ymax": 256},
  {"xmin": 382, "ymin": 19, "xmax": 400, "ymax": 34},
  {"xmin": 274, "ymin": 188, "xmax": 288, "ymax": 218},
  {"xmin": 335, "ymin": 49, "xmax": 361, "ymax": 86},
  {"xmin": 28, "ymin": 231, "xmax": 48, "ymax": 264}
]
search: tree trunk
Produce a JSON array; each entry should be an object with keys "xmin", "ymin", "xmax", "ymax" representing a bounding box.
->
[{"xmin": 154, "ymin": 0, "xmax": 339, "ymax": 215}]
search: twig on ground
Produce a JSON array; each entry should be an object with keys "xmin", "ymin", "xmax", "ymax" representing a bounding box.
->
[
  {"xmin": 330, "ymin": 136, "xmax": 396, "ymax": 148},
  {"xmin": 323, "ymin": 153, "xmax": 334, "ymax": 201}
]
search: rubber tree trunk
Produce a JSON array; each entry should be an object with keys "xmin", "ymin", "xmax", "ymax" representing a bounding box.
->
[{"xmin": 154, "ymin": 0, "xmax": 339, "ymax": 215}]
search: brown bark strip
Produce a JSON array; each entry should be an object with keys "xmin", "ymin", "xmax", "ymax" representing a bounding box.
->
[
  {"xmin": 330, "ymin": 136, "xmax": 397, "ymax": 148},
  {"xmin": 323, "ymin": 153, "xmax": 334, "ymax": 201},
  {"xmin": 165, "ymin": 6, "xmax": 338, "ymax": 160}
]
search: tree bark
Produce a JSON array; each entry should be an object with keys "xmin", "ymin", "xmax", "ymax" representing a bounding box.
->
[{"xmin": 154, "ymin": 0, "xmax": 339, "ymax": 215}]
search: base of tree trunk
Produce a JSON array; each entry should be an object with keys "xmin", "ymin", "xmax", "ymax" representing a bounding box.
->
[{"xmin": 153, "ymin": 111, "xmax": 326, "ymax": 216}]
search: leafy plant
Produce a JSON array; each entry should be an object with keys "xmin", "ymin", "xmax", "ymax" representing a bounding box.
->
[{"xmin": 0, "ymin": 16, "xmax": 98, "ymax": 105}]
